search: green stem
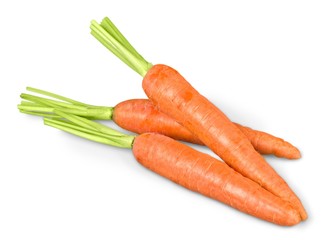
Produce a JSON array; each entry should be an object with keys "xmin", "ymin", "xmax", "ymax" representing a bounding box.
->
[
  {"xmin": 21, "ymin": 93, "xmax": 87, "ymax": 110},
  {"xmin": 19, "ymin": 109, "xmax": 61, "ymax": 118},
  {"xmin": 90, "ymin": 30, "xmax": 140, "ymax": 74},
  {"xmin": 53, "ymin": 110, "xmax": 124, "ymax": 137},
  {"xmin": 100, "ymin": 17, "xmax": 146, "ymax": 62},
  {"xmin": 90, "ymin": 17, "xmax": 153, "ymax": 77},
  {"xmin": 18, "ymin": 87, "xmax": 113, "ymax": 120},
  {"xmin": 27, "ymin": 87, "xmax": 93, "ymax": 107},
  {"xmin": 19, "ymin": 101, "xmax": 55, "ymax": 112},
  {"xmin": 44, "ymin": 117, "xmax": 134, "ymax": 148}
]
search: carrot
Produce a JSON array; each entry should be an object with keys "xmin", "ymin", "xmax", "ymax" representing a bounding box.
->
[
  {"xmin": 18, "ymin": 87, "xmax": 301, "ymax": 159},
  {"xmin": 116, "ymin": 100, "xmax": 301, "ymax": 159},
  {"xmin": 19, "ymin": 108, "xmax": 301, "ymax": 226},
  {"xmin": 90, "ymin": 17, "xmax": 307, "ymax": 219}
]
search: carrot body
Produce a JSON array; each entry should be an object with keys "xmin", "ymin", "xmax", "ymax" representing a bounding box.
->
[
  {"xmin": 114, "ymin": 99, "xmax": 300, "ymax": 159},
  {"xmin": 133, "ymin": 133, "xmax": 301, "ymax": 226},
  {"xmin": 142, "ymin": 64, "xmax": 306, "ymax": 219}
]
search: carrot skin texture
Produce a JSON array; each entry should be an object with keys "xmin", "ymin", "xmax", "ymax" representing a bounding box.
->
[
  {"xmin": 142, "ymin": 64, "xmax": 307, "ymax": 219},
  {"xmin": 235, "ymin": 123, "xmax": 301, "ymax": 159},
  {"xmin": 133, "ymin": 133, "xmax": 301, "ymax": 226},
  {"xmin": 114, "ymin": 99, "xmax": 202, "ymax": 145},
  {"xmin": 114, "ymin": 99, "xmax": 300, "ymax": 159}
]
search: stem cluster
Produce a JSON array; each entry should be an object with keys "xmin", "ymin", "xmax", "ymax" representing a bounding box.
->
[
  {"xmin": 18, "ymin": 87, "xmax": 134, "ymax": 149},
  {"xmin": 90, "ymin": 17, "xmax": 152, "ymax": 77}
]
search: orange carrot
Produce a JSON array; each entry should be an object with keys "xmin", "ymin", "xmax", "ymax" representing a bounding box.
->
[
  {"xmin": 114, "ymin": 99, "xmax": 301, "ymax": 159},
  {"xmin": 90, "ymin": 17, "xmax": 307, "ymax": 219},
  {"xmin": 20, "ymin": 108, "xmax": 301, "ymax": 226},
  {"xmin": 143, "ymin": 64, "xmax": 307, "ymax": 220},
  {"xmin": 19, "ymin": 88, "xmax": 301, "ymax": 159},
  {"xmin": 134, "ymin": 133, "xmax": 301, "ymax": 226}
]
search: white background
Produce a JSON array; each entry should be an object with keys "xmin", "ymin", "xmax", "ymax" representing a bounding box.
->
[{"xmin": 1, "ymin": 0, "xmax": 326, "ymax": 239}]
